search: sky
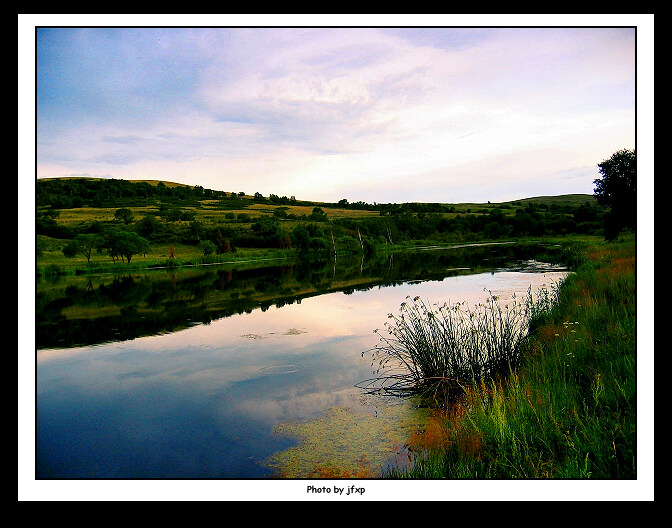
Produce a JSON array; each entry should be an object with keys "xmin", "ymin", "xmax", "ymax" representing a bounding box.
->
[
  {"xmin": 29, "ymin": 18, "xmax": 641, "ymax": 205},
  {"xmin": 19, "ymin": 15, "xmax": 655, "ymax": 501}
]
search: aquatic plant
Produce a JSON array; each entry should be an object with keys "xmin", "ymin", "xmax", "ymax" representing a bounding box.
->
[{"xmin": 358, "ymin": 283, "xmax": 562, "ymax": 401}]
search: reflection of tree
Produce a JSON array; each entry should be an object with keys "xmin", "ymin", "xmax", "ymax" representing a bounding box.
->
[
  {"xmin": 216, "ymin": 269, "xmax": 233, "ymax": 290},
  {"xmin": 98, "ymin": 275, "xmax": 152, "ymax": 306},
  {"xmin": 36, "ymin": 243, "xmax": 557, "ymax": 349}
]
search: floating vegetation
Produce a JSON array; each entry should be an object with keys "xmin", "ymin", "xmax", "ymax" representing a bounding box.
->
[
  {"xmin": 240, "ymin": 333, "xmax": 269, "ymax": 340},
  {"xmin": 241, "ymin": 328, "xmax": 307, "ymax": 340},
  {"xmin": 514, "ymin": 259, "xmax": 570, "ymax": 273},
  {"xmin": 357, "ymin": 283, "xmax": 562, "ymax": 402},
  {"xmin": 283, "ymin": 328, "xmax": 307, "ymax": 335},
  {"xmin": 259, "ymin": 364, "xmax": 302, "ymax": 375},
  {"xmin": 267, "ymin": 403, "xmax": 430, "ymax": 478}
]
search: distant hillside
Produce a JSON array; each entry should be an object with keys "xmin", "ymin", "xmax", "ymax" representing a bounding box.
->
[
  {"xmin": 39, "ymin": 176, "xmax": 191, "ymax": 188},
  {"xmin": 36, "ymin": 177, "xmax": 607, "ymax": 266},
  {"xmin": 127, "ymin": 179, "xmax": 193, "ymax": 189},
  {"xmin": 37, "ymin": 176, "xmax": 595, "ymax": 210},
  {"xmin": 510, "ymin": 194, "xmax": 596, "ymax": 207}
]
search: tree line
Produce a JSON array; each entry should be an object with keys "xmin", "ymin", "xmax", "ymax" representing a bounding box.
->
[
  {"xmin": 37, "ymin": 189, "xmax": 607, "ymax": 265},
  {"xmin": 37, "ymin": 178, "xmax": 235, "ymax": 209},
  {"xmin": 62, "ymin": 229, "xmax": 150, "ymax": 264},
  {"xmin": 36, "ymin": 148, "xmax": 636, "ymax": 264}
]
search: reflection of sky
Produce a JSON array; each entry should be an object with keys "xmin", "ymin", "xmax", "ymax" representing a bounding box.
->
[{"xmin": 36, "ymin": 269, "xmax": 567, "ymax": 478}]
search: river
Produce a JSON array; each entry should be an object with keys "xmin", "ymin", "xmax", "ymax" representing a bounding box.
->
[{"xmin": 35, "ymin": 243, "xmax": 568, "ymax": 478}]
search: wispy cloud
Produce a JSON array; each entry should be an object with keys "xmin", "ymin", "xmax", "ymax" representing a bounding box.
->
[
  {"xmin": 33, "ymin": 24, "xmax": 636, "ymax": 203},
  {"xmin": 102, "ymin": 135, "xmax": 143, "ymax": 144}
]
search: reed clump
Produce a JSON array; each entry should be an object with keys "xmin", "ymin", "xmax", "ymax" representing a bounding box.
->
[{"xmin": 358, "ymin": 283, "xmax": 561, "ymax": 401}]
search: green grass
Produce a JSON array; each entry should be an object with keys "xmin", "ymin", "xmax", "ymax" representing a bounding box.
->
[
  {"xmin": 36, "ymin": 178, "xmax": 604, "ymax": 279},
  {"xmin": 36, "ymin": 237, "xmax": 295, "ymax": 277},
  {"xmin": 386, "ymin": 234, "xmax": 636, "ymax": 479}
]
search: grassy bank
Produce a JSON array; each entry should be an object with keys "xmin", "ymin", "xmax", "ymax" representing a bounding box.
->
[
  {"xmin": 35, "ymin": 239, "xmax": 296, "ymax": 278},
  {"xmin": 35, "ymin": 235, "xmax": 545, "ymax": 278},
  {"xmin": 389, "ymin": 234, "xmax": 637, "ymax": 479}
]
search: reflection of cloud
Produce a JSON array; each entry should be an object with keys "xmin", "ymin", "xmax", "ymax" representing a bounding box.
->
[{"xmin": 234, "ymin": 386, "xmax": 364, "ymax": 423}]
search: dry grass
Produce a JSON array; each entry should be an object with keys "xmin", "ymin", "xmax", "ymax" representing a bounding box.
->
[{"xmin": 53, "ymin": 205, "xmax": 161, "ymax": 227}]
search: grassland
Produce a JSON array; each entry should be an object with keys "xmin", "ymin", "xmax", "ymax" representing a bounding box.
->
[
  {"xmin": 387, "ymin": 233, "xmax": 637, "ymax": 479},
  {"xmin": 36, "ymin": 177, "xmax": 603, "ymax": 277}
]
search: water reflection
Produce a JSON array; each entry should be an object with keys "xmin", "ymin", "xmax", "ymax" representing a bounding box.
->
[
  {"xmin": 36, "ymin": 244, "xmax": 569, "ymax": 478},
  {"xmin": 36, "ymin": 242, "xmax": 560, "ymax": 350}
]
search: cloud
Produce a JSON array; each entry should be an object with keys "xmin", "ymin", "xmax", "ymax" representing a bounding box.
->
[
  {"xmin": 102, "ymin": 135, "xmax": 143, "ymax": 144},
  {"xmin": 34, "ymin": 26, "xmax": 636, "ymax": 203}
]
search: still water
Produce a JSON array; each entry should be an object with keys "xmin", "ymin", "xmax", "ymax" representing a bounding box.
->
[{"xmin": 35, "ymin": 244, "xmax": 568, "ymax": 478}]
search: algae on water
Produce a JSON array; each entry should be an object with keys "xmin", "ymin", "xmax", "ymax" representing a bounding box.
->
[{"xmin": 267, "ymin": 401, "xmax": 430, "ymax": 478}]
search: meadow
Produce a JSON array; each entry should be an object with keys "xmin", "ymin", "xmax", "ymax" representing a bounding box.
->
[
  {"xmin": 386, "ymin": 234, "xmax": 636, "ymax": 479},
  {"xmin": 36, "ymin": 177, "xmax": 604, "ymax": 277}
]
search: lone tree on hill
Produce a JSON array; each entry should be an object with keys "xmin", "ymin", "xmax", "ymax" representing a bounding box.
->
[{"xmin": 593, "ymin": 148, "xmax": 636, "ymax": 240}]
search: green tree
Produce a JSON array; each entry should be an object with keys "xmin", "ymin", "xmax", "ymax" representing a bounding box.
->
[
  {"xmin": 251, "ymin": 216, "xmax": 279, "ymax": 238},
  {"xmin": 114, "ymin": 208, "xmax": 135, "ymax": 224},
  {"xmin": 135, "ymin": 215, "xmax": 161, "ymax": 239},
  {"xmin": 187, "ymin": 220, "xmax": 205, "ymax": 243},
  {"xmin": 290, "ymin": 224, "xmax": 310, "ymax": 251},
  {"xmin": 105, "ymin": 230, "xmax": 150, "ymax": 263},
  {"xmin": 309, "ymin": 207, "xmax": 328, "ymax": 221},
  {"xmin": 62, "ymin": 234, "xmax": 105, "ymax": 263},
  {"xmin": 199, "ymin": 240, "xmax": 217, "ymax": 256},
  {"xmin": 594, "ymin": 148, "xmax": 636, "ymax": 240},
  {"xmin": 273, "ymin": 207, "xmax": 289, "ymax": 219}
]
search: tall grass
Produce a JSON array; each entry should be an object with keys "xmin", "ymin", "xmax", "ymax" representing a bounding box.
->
[
  {"xmin": 358, "ymin": 282, "xmax": 562, "ymax": 401},
  {"xmin": 385, "ymin": 234, "xmax": 637, "ymax": 479}
]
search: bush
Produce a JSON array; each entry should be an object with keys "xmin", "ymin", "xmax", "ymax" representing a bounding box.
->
[{"xmin": 199, "ymin": 240, "xmax": 217, "ymax": 256}]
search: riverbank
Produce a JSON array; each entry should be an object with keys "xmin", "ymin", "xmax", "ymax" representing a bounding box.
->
[
  {"xmin": 390, "ymin": 233, "xmax": 637, "ymax": 479},
  {"xmin": 35, "ymin": 236, "xmax": 566, "ymax": 279}
]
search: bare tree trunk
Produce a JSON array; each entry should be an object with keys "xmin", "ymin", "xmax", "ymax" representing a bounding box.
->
[{"xmin": 385, "ymin": 223, "xmax": 394, "ymax": 245}]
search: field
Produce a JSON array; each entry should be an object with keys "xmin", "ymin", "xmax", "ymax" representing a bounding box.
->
[{"xmin": 36, "ymin": 177, "xmax": 604, "ymax": 277}]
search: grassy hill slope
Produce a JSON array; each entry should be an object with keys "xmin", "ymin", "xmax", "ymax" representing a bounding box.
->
[{"xmin": 36, "ymin": 177, "xmax": 606, "ymax": 276}]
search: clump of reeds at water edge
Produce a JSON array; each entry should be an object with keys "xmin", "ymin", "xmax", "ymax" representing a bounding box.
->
[{"xmin": 357, "ymin": 283, "xmax": 562, "ymax": 402}]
